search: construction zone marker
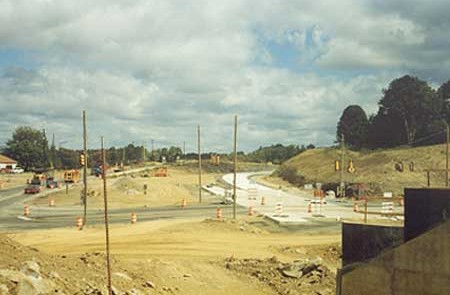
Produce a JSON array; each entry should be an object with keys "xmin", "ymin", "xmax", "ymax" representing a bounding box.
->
[
  {"xmin": 23, "ymin": 205, "xmax": 30, "ymax": 217},
  {"xmin": 216, "ymin": 207, "xmax": 222, "ymax": 220},
  {"xmin": 181, "ymin": 198, "xmax": 187, "ymax": 209},
  {"xmin": 275, "ymin": 202, "xmax": 283, "ymax": 216},
  {"xmin": 248, "ymin": 206, "xmax": 254, "ymax": 216},
  {"xmin": 307, "ymin": 202, "xmax": 312, "ymax": 213},
  {"xmin": 353, "ymin": 202, "xmax": 359, "ymax": 212},
  {"xmin": 48, "ymin": 198, "xmax": 55, "ymax": 207},
  {"xmin": 131, "ymin": 213, "xmax": 137, "ymax": 224},
  {"xmin": 76, "ymin": 216, "xmax": 83, "ymax": 230}
]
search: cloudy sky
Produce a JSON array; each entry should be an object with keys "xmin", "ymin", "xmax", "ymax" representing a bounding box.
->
[{"xmin": 1, "ymin": 0, "xmax": 450, "ymax": 152}]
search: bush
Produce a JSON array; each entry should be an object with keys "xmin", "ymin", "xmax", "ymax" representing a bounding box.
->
[{"xmin": 277, "ymin": 166, "xmax": 305, "ymax": 186}]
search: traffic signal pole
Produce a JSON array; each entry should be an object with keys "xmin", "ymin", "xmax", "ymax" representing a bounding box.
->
[{"xmin": 340, "ymin": 133, "xmax": 345, "ymax": 198}]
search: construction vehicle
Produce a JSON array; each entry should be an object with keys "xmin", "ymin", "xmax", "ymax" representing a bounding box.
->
[
  {"xmin": 30, "ymin": 173, "xmax": 46, "ymax": 186},
  {"xmin": 64, "ymin": 170, "xmax": 80, "ymax": 183},
  {"xmin": 154, "ymin": 167, "xmax": 168, "ymax": 177},
  {"xmin": 210, "ymin": 154, "xmax": 220, "ymax": 165}
]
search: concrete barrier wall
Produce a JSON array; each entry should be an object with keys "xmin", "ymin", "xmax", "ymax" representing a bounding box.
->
[
  {"xmin": 342, "ymin": 223, "xmax": 403, "ymax": 266},
  {"xmin": 340, "ymin": 221, "xmax": 450, "ymax": 295}
]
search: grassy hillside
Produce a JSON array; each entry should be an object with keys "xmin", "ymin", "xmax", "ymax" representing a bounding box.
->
[{"xmin": 276, "ymin": 144, "xmax": 449, "ymax": 195}]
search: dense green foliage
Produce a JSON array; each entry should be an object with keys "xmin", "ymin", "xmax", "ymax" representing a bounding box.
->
[
  {"xmin": 4, "ymin": 127, "xmax": 49, "ymax": 171},
  {"xmin": 338, "ymin": 75, "xmax": 450, "ymax": 149},
  {"xmin": 245, "ymin": 144, "xmax": 313, "ymax": 164},
  {"xmin": 336, "ymin": 105, "xmax": 369, "ymax": 150}
]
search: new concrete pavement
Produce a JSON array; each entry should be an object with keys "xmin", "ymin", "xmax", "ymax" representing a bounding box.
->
[{"xmin": 206, "ymin": 172, "xmax": 404, "ymax": 224}]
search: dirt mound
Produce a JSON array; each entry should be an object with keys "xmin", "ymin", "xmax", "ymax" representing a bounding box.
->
[
  {"xmin": 277, "ymin": 144, "xmax": 450, "ymax": 195},
  {"xmin": 112, "ymin": 177, "xmax": 142, "ymax": 192},
  {"xmin": 225, "ymin": 256, "xmax": 335, "ymax": 295},
  {"xmin": 0, "ymin": 235, "xmax": 153, "ymax": 294}
]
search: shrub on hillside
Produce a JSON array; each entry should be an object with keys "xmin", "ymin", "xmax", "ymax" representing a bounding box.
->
[{"xmin": 276, "ymin": 166, "xmax": 305, "ymax": 186}]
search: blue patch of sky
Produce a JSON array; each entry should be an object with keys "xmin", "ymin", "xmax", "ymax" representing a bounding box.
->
[
  {"xmin": 252, "ymin": 27, "xmax": 385, "ymax": 79},
  {"xmin": 0, "ymin": 48, "xmax": 41, "ymax": 71}
]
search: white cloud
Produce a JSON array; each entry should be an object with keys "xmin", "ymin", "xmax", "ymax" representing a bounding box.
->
[{"xmin": 0, "ymin": 0, "xmax": 449, "ymax": 151}]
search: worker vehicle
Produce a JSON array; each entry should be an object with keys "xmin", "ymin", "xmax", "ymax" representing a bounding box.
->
[
  {"xmin": 46, "ymin": 177, "xmax": 59, "ymax": 188},
  {"xmin": 11, "ymin": 167, "xmax": 24, "ymax": 174}
]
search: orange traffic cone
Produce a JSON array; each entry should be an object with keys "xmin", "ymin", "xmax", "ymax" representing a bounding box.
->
[
  {"xmin": 353, "ymin": 202, "xmax": 359, "ymax": 212},
  {"xmin": 23, "ymin": 205, "xmax": 30, "ymax": 216},
  {"xmin": 181, "ymin": 198, "xmax": 187, "ymax": 209},
  {"xmin": 48, "ymin": 198, "xmax": 55, "ymax": 207},
  {"xmin": 76, "ymin": 217, "xmax": 83, "ymax": 230},
  {"xmin": 131, "ymin": 213, "xmax": 137, "ymax": 224},
  {"xmin": 248, "ymin": 206, "xmax": 254, "ymax": 216},
  {"xmin": 307, "ymin": 203, "xmax": 312, "ymax": 213},
  {"xmin": 216, "ymin": 207, "xmax": 222, "ymax": 220}
]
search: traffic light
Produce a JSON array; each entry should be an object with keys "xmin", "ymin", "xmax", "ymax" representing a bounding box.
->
[
  {"xmin": 80, "ymin": 153, "xmax": 85, "ymax": 166},
  {"xmin": 348, "ymin": 159, "xmax": 355, "ymax": 173}
]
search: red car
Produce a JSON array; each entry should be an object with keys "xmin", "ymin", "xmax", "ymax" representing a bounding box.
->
[{"xmin": 24, "ymin": 185, "xmax": 41, "ymax": 194}]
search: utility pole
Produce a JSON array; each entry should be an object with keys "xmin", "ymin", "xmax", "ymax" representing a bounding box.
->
[
  {"xmin": 198, "ymin": 126, "xmax": 202, "ymax": 203},
  {"xmin": 340, "ymin": 133, "xmax": 345, "ymax": 198},
  {"xmin": 183, "ymin": 141, "xmax": 186, "ymax": 158},
  {"xmin": 122, "ymin": 147, "xmax": 125, "ymax": 167},
  {"xmin": 142, "ymin": 143, "xmax": 146, "ymax": 164},
  {"xmin": 233, "ymin": 115, "xmax": 238, "ymax": 219},
  {"xmin": 151, "ymin": 139, "xmax": 155, "ymax": 161},
  {"xmin": 101, "ymin": 137, "xmax": 112, "ymax": 295},
  {"xmin": 82, "ymin": 110, "xmax": 88, "ymax": 226},
  {"xmin": 50, "ymin": 134, "xmax": 55, "ymax": 169},
  {"xmin": 446, "ymin": 124, "xmax": 449, "ymax": 187}
]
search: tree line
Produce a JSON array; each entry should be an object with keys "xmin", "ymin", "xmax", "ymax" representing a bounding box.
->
[
  {"xmin": 337, "ymin": 75, "xmax": 450, "ymax": 149},
  {"xmin": 1, "ymin": 126, "xmax": 312, "ymax": 171}
]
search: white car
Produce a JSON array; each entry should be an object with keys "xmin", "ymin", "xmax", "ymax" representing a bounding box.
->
[{"xmin": 11, "ymin": 167, "xmax": 24, "ymax": 174}]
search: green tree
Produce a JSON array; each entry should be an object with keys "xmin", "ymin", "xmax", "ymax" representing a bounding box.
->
[
  {"xmin": 4, "ymin": 126, "xmax": 49, "ymax": 170},
  {"xmin": 336, "ymin": 105, "xmax": 369, "ymax": 150},
  {"xmin": 438, "ymin": 79, "xmax": 450, "ymax": 123},
  {"xmin": 56, "ymin": 148, "xmax": 80, "ymax": 169},
  {"xmin": 378, "ymin": 75, "xmax": 437, "ymax": 145}
]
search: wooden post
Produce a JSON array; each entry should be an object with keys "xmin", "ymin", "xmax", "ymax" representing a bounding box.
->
[
  {"xmin": 233, "ymin": 115, "xmax": 238, "ymax": 220},
  {"xmin": 82, "ymin": 110, "xmax": 88, "ymax": 226},
  {"xmin": 101, "ymin": 137, "xmax": 112, "ymax": 295},
  {"xmin": 198, "ymin": 125, "xmax": 202, "ymax": 203},
  {"xmin": 446, "ymin": 124, "xmax": 449, "ymax": 187},
  {"xmin": 364, "ymin": 199, "xmax": 368, "ymax": 223}
]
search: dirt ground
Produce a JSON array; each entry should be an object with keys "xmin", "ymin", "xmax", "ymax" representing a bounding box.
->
[
  {"xmin": 2, "ymin": 166, "xmax": 341, "ymax": 294},
  {"xmin": 6, "ymin": 216, "xmax": 340, "ymax": 295},
  {"xmin": 0, "ymin": 172, "xmax": 33, "ymax": 190},
  {"xmin": 29, "ymin": 167, "xmax": 219, "ymax": 209}
]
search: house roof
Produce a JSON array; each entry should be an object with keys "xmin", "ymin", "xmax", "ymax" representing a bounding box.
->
[{"xmin": 0, "ymin": 154, "xmax": 17, "ymax": 164}]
